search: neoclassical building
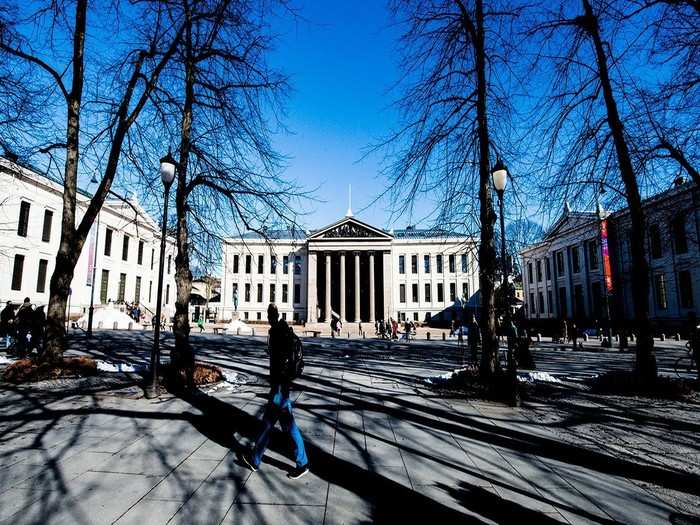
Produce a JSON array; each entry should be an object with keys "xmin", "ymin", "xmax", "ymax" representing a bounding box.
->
[{"xmin": 220, "ymin": 214, "xmax": 478, "ymax": 325}]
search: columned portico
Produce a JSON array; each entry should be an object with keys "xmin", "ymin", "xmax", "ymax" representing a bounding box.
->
[{"xmin": 340, "ymin": 251, "xmax": 346, "ymax": 321}]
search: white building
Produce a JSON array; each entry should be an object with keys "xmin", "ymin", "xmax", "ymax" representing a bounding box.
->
[
  {"xmin": 0, "ymin": 157, "xmax": 176, "ymax": 319},
  {"xmin": 220, "ymin": 215, "xmax": 478, "ymax": 325}
]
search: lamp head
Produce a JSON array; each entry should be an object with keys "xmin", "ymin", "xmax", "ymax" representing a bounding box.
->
[
  {"xmin": 160, "ymin": 149, "xmax": 177, "ymax": 185},
  {"xmin": 491, "ymin": 157, "xmax": 508, "ymax": 193}
]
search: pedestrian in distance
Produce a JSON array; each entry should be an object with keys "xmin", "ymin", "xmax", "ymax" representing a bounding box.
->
[
  {"xmin": 570, "ymin": 320, "xmax": 578, "ymax": 351},
  {"xmin": 15, "ymin": 298, "xmax": 33, "ymax": 358},
  {"xmin": 241, "ymin": 304, "xmax": 309, "ymax": 479},
  {"xmin": 197, "ymin": 315, "xmax": 205, "ymax": 333},
  {"xmin": 31, "ymin": 305, "xmax": 46, "ymax": 355},
  {"xmin": 1, "ymin": 301, "xmax": 16, "ymax": 349}
]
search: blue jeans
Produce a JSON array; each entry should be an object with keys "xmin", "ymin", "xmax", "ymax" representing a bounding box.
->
[{"xmin": 251, "ymin": 384, "xmax": 308, "ymax": 468}]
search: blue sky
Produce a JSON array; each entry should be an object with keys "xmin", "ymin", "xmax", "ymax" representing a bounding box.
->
[{"xmin": 267, "ymin": 2, "xmax": 414, "ymax": 230}]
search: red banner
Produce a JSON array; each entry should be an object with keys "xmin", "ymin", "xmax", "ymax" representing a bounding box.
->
[{"xmin": 601, "ymin": 220, "xmax": 613, "ymax": 293}]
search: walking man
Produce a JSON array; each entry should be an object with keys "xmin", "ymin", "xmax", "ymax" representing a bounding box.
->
[
  {"xmin": 242, "ymin": 304, "xmax": 309, "ymax": 479},
  {"xmin": 1, "ymin": 301, "xmax": 15, "ymax": 349},
  {"xmin": 15, "ymin": 298, "xmax": 33, "ymax": 358}
]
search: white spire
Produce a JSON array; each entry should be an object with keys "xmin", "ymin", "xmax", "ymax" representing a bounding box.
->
[{"xmin": 346, "ymin": 184, "xmax": 353, "ymax": 217}]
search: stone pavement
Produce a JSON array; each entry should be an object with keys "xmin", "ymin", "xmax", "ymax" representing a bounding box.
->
[{"xmin": 0, "ymin": 332, "xmax": 698, "ymax": 524}]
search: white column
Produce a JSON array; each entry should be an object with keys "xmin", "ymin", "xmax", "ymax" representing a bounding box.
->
[
  {"xmin": 369, "ymin": 251, "xmax": 375, "ymax": 322},
  {"xmin": 340, "ymin": 251, "xmax": 346, "ymax": 321},
  {"xmin": 354, "ymin": 251, "xmax": 361, "ymax": 322},
  {"xmin": 324, "ymin": 252, "xmax": 331, "ymax": 322},
  {"xmin": 307, "ymin": 251, "xmax": 317, "ymax": 322},
  {"xmin": 383, "ymin": 250, "xmax": 392, "ymax": 320}
]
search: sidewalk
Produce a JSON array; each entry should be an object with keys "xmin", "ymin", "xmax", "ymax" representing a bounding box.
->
[{"xmin": 0, "ymin": 334, "xmax": 698, "ymax": 524}]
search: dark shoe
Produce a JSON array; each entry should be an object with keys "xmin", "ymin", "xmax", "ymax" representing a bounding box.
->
[
  {"xmin": 287, "ymin": 464, "xmax": 309, "ymax": 480},
  {"xmin": 240, "ymin": 454, "xmax": 258, "ymax": 472}
]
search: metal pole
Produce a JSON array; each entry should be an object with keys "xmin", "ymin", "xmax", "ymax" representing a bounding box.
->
[
  {"xmin": 87, "ymin": 212, "xmax": 100, "ymax": 337},
  {"xmin": 145, "ymin": 181, "xmax": 172, "ymax": 399}
]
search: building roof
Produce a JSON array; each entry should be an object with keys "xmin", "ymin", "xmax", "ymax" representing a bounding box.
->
[
  {"xmin": 238, "ymin": 228, "xmax": 308, "ymax": 240},
  {"xmin": 393, "ymin": 227, "xmax": 459, "ymax": 239}
]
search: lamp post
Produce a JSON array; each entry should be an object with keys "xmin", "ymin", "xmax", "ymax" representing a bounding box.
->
[
  {"xmin": 87, "ymin": 172, "xmax": 100, "ymax": 337},
  {"xmin": 145, "ymin": 149, "xmax": 177, "ymax": 399},
  {"xmin": 491, "ymin": 157, "xmax": 519, "ymax": 406}
]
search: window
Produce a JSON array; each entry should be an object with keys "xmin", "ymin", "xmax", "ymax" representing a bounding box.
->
[
  {"xmin": 671, "ymin": 215, "xmax": 688, "ymax": 254},
  {"xmin": 245, "ymin": 283, "xmax": 251, "ymax": 302},
  {"xmin": 411, "ymin": 255, "xmax": 418, "ymax": 274},
  {"xmin": 151, "ymin": 248, "xmax": 155, "ymax": 270},
  {"xmin": 100, "ymin": 270, "xmax": 109, "ymax": 304},
  {"xmin": 270, "ymin": 283, "xmax": 276, "ymax": 303},
  {"xmin": 437, "ymin": 283, "xmax": 444, "ymax": 302},
  {"xmin": 257, "ymin": 283, "xmax": 263, "ymax": 302},
  {"xmin": 545, "ymin": 258, "xmax": 551, "ymax": 281},
  {"xmin": 462, "ymin": 282, "xmax": 469, "ymax": 300},
  {"xmin": 398, "ymin": 255, "xmax": 405, "ymax": 274},
  {"xmin": 17, "ymin": 201, "xmax": 30, "ymax": 237},
  {"xmin": 244, "ymin": 312, "xmax": 249, "ymax": 320},
  {"xmin": 558, "ymin": 287, "xmax": 567, "ymax": 317},
  {"xmin": 118, "ymin": 273, "xmax": 127, "ymax": 302},
  {"xmin": 165, "ymin": 284, "xmax": 170, "ymax": 304},
  {"xmin": 41, "ymin": 210, "xmax": 53, "ymax": 242},
  {"xmin": 294, "ymin": 283, "xmax": 301, "ymax": 304},
  {"xmin": 588, "ymin": 240, "xmax": 598, "ymax": 270},
  {"xmin": 294, "ymin": 255, "xmax": 301, "ymax": 275},
  {"xmin": 122, "ymin": 235, "xmax": 130, "ymax": 261},
  {"xmin": 149, "ymin": 281, "xmax": 152, "ymax": 302},
  {"xmin": 424, "ymin": 255, "xmax": 431, "ymax": 273},
  {"xmin": 591, "ymin": 282, "xmax": 602, "ymax": 318},
  {"xmin": 449, "ymin": 254, "xmax": 455, "ymax": 273},
  {"xmin": 11, "ymin": 254, "xmax": 25, "ymax": 290},
  {"xmin": 412, "ymin": 283, "xmax": 418, "ymax": 302},
  {"xmin": 654, "ymin": 273, "xmax": 668, "ymax": 310},
  {"xmin": 436, "ymin": 255, "xmax": 443, "ymax": 273},
  {"xmin": 538, "ymin": 291, "xmax": 545, "ymax": 314},
  {"xmin": 282, "ymin": 284, "xmax": 289, "ymax": 303},
  {"xmin": 449, "ymin": 283, "xmax": 456, "ymax": 301},
  {"xmin": 461, "ymin": 254, "xmax": 468, "ymax": 273},
  {"xmin": 529, "ymin": 293, "xmax": 536, "ymax": 314},
  {"xmin": 135, "ymin": 276, "xmax": 141, "ymax": 302},
  {"xmin": 257, "ymin": 312, "xmax": 262, "ymax": 320},
  {"xmin": 283, "ymin": 255, "xmax": 289, "ymax": 274},
  {"xmin": 137, "ymin": 241, "xmax": 144, "ymax": 265},
  {"xmin": 424, "ymin": 283, "xmax": 431, "ymax": 302},
  {"xmin": 258, "ymin": 255, "xmax": 264, "ymax": 274},
  {"xmin": 271, "ymin": 255, "xmax": 277, "ymax": 274},
  {"xmin": 527, "ymin": 262, "xmax": 533, "ymax": 283},
  {"xmin": 413, "ymin": 312, "xmax": 418, "ymax": 321},
  {"xmin": 36, "ymin": 259, "xmax": 48, "ymax": 293},
  {"xmin": 547, "ymin": 290, "xmax": 553, "ymax": 315},
  {"xmin": 105, "ymin": 228, "xmax": 113, "ymax": 256},
  {"xmin": 571, "ymin": 247, "xmax": 580, "ymax": 273},
  {"xmin": 167, "ymin": 255, "xmax": 172, "ymax": 274},
  {"xmin": 233, "ymin": 254, "xmax": 239, "ymax": 273},
  {"xmin": 399, "ymin": 284, "xmax": 406, "ymax": 303},
  {"xmin": 536, "ymin": 260, "xmax": 542, "ymax": 282},
  {"xmin": 556, "ymin": 251, "xmax": 565, "ymax": 277},
  {"xmin": 574, "ymin": 285, "xmax": 584, "ymax": 316},
  {"xmin": 649, "ymin": 225, "xmax": 662, "ymax": 259},
  {"xmin": 679, "ymin": 271, "xmax": 694, "ymax": 308},
  {"xmin": 246, "ymin": 255, "xmax": 252, "ymax": 274}
]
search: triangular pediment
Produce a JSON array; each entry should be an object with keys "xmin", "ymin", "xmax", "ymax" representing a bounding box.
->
[
  {"xmin": 544, "ymin": 211, "xmax": 598, "ymax": 241},
  {"xmin": 309, "ymin": 217, "xmax": 393, "ymax": 240}
]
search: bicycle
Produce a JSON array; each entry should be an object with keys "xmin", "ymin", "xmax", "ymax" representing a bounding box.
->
[{"xmin": 674, "ymin": 341, "xmax": 698, "ymax": 379}]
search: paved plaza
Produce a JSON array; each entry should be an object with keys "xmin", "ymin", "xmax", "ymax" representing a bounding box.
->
[{"xmin": 0, "ymin": 332, "xmax": 699, "ymax": 524}]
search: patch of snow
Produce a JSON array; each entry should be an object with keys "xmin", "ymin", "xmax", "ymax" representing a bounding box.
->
[
  {"xmin": 518, "ymin": 371, "xmax": 562, "ymax": 384},
  {"xmin": 76, "ymin": 304, "xmax": 143, "ymax": 331},
  {"xmin": 227, "ymin": 319, "xmax": 254, "ymax": 335},
  {"xmin": 0, "ymin": 354, "xmax": 16, "ymax": 366},
  {"xmin": 223, "ymin": 371, "xmax": 250, "ymax": 384},
  {"xmin": 96, "ymin": 360, "xmax": 144, "ymax": 373}
]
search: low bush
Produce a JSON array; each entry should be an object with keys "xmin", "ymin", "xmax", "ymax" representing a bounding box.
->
[{"xmin": 2, "ymin": 357, "xmax": 98, "ymax": 383}]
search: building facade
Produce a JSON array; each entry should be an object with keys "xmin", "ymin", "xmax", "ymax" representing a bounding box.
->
[
  {"xmin": 220, "ymin": 215, "xmax": 478, "ymax": 325},
  {"xmin": 521, "ymin": 181, "xmax": 700, "ymax": 333},
  {"xmin": 0, "ymin": 157, "xmax": 176, "ymax": 318}
]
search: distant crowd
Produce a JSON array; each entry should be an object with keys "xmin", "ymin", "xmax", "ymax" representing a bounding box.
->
[{"xmin": 0, "ymin": 298, "xmax": 46, "ymax": 357}]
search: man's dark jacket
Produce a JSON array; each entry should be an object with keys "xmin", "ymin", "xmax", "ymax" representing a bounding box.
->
[{"xmin": 268, "ymin": 319, "xmax": 294, "ymax": 384}]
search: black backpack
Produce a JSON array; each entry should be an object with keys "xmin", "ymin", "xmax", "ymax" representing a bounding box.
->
[{"xmin": 281, "ymin": 326, "xmax": 304, "ymax": 381}]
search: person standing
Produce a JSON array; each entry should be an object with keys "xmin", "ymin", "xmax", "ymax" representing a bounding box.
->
[
  {"xmin": 1, "ymin": 301, "xmax": 15, "ymax": 349},
  {"xmin": 31, "ymin": 305, "xmax": 46, "ymax": 355},
  {"xmin": 467, "ymin": 314, "xmax": 481, "ymax": 364},
  {"xmin": 15, "ymin": 298, "xmax": 33, "ymax": 358},
  {"xmin": 570, "ymin": 320, "xmax": 578, "ymax": 351},
  {"xmin": 242, "ymin": 304, "xmax": 309, "ymax": 479}
]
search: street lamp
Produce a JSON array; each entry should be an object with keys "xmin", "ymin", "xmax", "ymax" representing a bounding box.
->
[
  {"xmin": 145, "ymin": 149, "xmax": 177, "ymax": 399},
  {"xmin": 491, "ymin": 157, "xmax": 519, "ymax": 406},
  {"xmin": 87, "ymin": 172, "xmax": 100, "ymax": 337}
]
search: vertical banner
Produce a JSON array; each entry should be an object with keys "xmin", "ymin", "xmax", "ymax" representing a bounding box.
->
[
  {"xmin": 86, "ymin": 226, "xmax": 96, "ymax": 286},
  {"xmin": 600, "ymin": 219, "xmax": 613, "ymax": 293}
]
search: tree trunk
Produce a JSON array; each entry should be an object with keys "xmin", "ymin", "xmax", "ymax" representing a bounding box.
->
[{"xmin": 582, "ymin": 0, "xmax": 657, "ymax": 381}]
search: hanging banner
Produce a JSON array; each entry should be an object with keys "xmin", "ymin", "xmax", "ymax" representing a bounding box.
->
[
  {"xmin": 86, "ymin": 227, "xmax": 96, "ymax": 286},
  {"xmin": 600, "ymin": 219, "xmax": 613, "ymax": 293}
]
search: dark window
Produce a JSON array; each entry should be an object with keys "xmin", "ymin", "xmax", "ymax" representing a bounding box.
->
[
  {"xmin": 258, "ymin": 255, "xmax": 264, "ymax": 274},
  {"xmin": 449, "ymin": 282, "xmax": 456, "ymax": 301},
  {"xmin": 167, "ymin": 255, "xmax": 171, "ymax": 274},
  {"xmin": 233, "ymin": 254, "xmax": 239, "ymax": 273},
  {"xmin": 118, "ymin": 273, "xmax": 127, "ymax": 302},
  {"xmin": 42, "ymin": 210, "xmax": 53, "ymax": 242},
  {"xmin": 558, "ymin": 287, "xmax": 567, "ymax": 317},
  {"xmin": 556, "ymin": 251, "xmax": 565, "ymax": 277},
  {"xmin": 135, "ymin": 276, "xmax": 141, "ymax": 302},
  {"xmin": 545, "ymin": 258, "xmax": 551, "ymax": 280},
  {"xmin": 462, "ymin": 282, "xmax": 469, "ymax": 300},
  {"xmin": 122, "ymin": 235, "xmax": 129, "ymax": 261},
  {"xmin": 536, "ymin": 260, "xmax": 542, "ymax": 282},
  {"xmin": 100, "ymin": 270, "xmax": 109, "ymax": 304},
  {"xmin": 571, "ymin": 247, "xmax": 580, "ymax": 273},
  {"xmin": 574, "ymin": 285, "xmax": 584, "ymax": 316},
  {"xmin": 165, "ymin": 284, "xmax": 170, "ymax": 304},
  {"xmin": 151, "ymin": 248, "xmax": 155, "ymax": 270},
  {"xmin": 529, "ymin": 293, "xmax": 535, "ymax": 314},
  {"xmin": 527, "ymin": 262, "xmax": 533, "ymax": 283},
  {"xmin": 17, "ymin": 201, "xmax": 30, "ymax": 237},
  {"xmin": 295, "ymin": 255, "xmax": 302, "ymax": 275},
  {"xmin": 547, "ymin": 290, "xmax": 553, "ymax": 314},
  {"xmin": 424, "ymin": 255, "xmax": 430, "ymax": 273},
  {"xmin": 257, "ymin": 283, "xmax": 263, "ymax": 302},
  {"xmin": 270, "ymin": 284, "xmax": 276, "ymax": 303},
  {"xmin": 294, "ymin": 283, "xmax": 301, "ymax": 304},
  {"xmin": 283, "ymin": 255, "xmax": 289, "ymax": 274},
  {"xmin": 245, "ymin": 283, "xmax": 251, "ymax": 301},
  {"xmin": 425, "ymin": 283, "xmax": 431, "ymax": 302},
  {"xmin": 246, "ymin": 255, "xmax": 252, "ymax": 274},
  {"xmin": 538, "ymin": 291, "xmax": 545, "ymax": 314},
  {"xmin": 411, "ymin": 255, "xmax": 418, "ymax": 274},
  {"xmin": 679, "ymin": 271, "xmax": 694, "ymax": 308},
  {"xmin": 654, "ymin": 273, "xmax": 667, "ymax": 309},
  {"xmin": 271, "ymin": 255, "xmax": 277, "ymax": 274},
  {"xmin": 36, "ymin": 259, "xmax": 48, "ymax": 293},
  {"xmin": 437, "ymin": 283, "xmax": 444, "ymax": 302},
  {"xmin": 257, "ymin": 312, "xmax": 261, "ymax": 320},
  {"xmin": 104, "ymin": 228, "xmax": 113, "ymax": 256},
  {"xmin": 461, "ymin": 254, "xmax": 468, "ymax": 273},
  {"xmin": 137, "ymin": 241, "xmax": 144, "ymax": 265},
  {"xmin": 149, "ymin": 280, "xmax": 152, "ymax": 302},
  {"xmin": 436, "ymin": 255, "xmax": 443, "ymax": 273},
  {"xmin": 398, "ymin": 255, "xmax": 405, "ymax": 274},
  {"xmin": 588, "ymin": 240, "xmax": 598, "ymax": 270},
  {"xmin": 282, "ymin": 284, "xmax": 289, "ymax": 303},
  {"xmin": 649, "ymin": 225, "xmax": 662, "ymax": 259},
  {"xmin": 449, "ymin": 254, "xmax": 455, "ymax": 273},
  {"xmin": 671, "ymin": 215, "xmax": 688, "ymax": 254},
  {"xmin": 591, "ymin": 281, "xmax": 602, "ymax": 318},
  {"xmin": 399, "ymin": 284, "xmax": 406, "ymax": 303},
  {"xmin": 11, "ymin": 254, "xmax": 25, "ymax": 290},
  {"xmin": 412, "ymin": 283, "xmax": 418, "ymax": 302}
]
